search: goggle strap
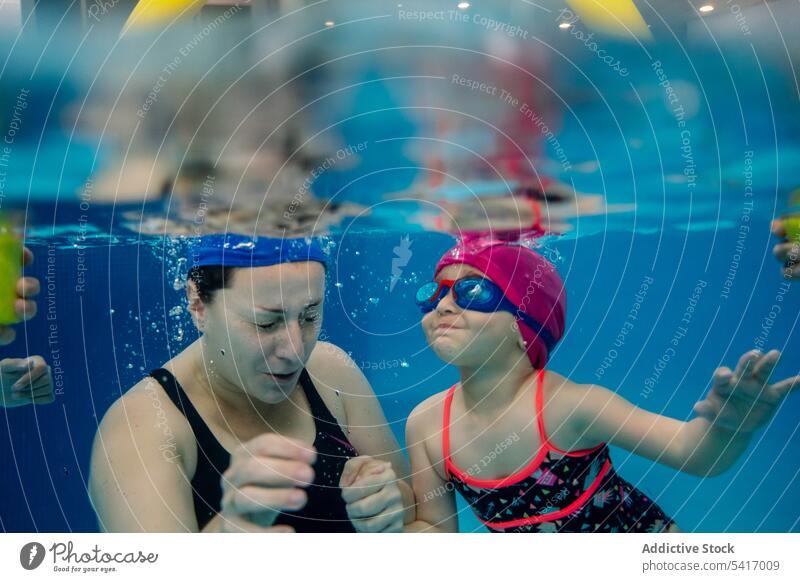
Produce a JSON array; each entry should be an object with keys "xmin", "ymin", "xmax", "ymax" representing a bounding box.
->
[{"xmin": 516, "ymin": 311, "xmax": 557, "ymax": 353}]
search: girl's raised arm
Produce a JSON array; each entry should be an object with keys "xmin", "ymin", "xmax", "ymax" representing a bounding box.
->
[{"xmin": 577, "ymin": 349, "xmax": 798, "ymax": 477}]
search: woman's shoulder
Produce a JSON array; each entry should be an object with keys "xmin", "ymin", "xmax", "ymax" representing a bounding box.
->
[
  {"xmin": 88, "ymin": 373, "xmax": 200, "ymax": 531},
  {"xmin": 307, "ymin": 340, "xmax": 354, "ymax": 373},
  {"xmin": 304, "ymin": 341, "xmax": 358, "ymax": 427},
  {"xmin": 115, "ymin": 346, "xmax": 203, "ymax": 446},
  {"xmin": 94, "ymin": 374, "xmax": 196, "ymax": 472},
  {"xmin": 117, "ymin": 374, "xmax": 184, "ymax": 410},
  {"xmin": 306, "ymin": 341, "xmax": 375, "ymax": 397}
]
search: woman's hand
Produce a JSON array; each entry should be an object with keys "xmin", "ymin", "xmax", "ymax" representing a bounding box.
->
[
  {"xmin": 694, "ymin": 349, "xmax": 799, "ymax": 434},
  {"xmin": 771, "ymin": 219, "xmax": 799, "ymax": 280},
  {"xmin": 340, "ymin": 456, "xmax": 404, "ymax": 532},
  {"xmin": 1, "ymin": 356, "xmax": 54, "ymax": 408},
  {"xmin": 0, "ymin": 247, "xmax": 39, "ymax": 346},
  {"xmin": 217, "ymin": 433, "xmax": 316, "ymax": 533}
]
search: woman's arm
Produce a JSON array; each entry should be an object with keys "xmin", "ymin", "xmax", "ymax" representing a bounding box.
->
[
  {"xmin": 307, "ymin": 342, "xmax": 415, "ymax": 524},
  {"xmin": 404, "ymin": 397, "xmax": 458, "ymax": 532},
  {"xmin": 576, "ymin": 350, "xmax": 799, "ymax": 477},
  {"xmin": 88, "ymin": 379, "xmax": 199, "ymax": 532}
]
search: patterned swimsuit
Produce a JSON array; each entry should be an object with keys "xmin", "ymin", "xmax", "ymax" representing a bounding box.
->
[{"xmin": 442, "ymin": 370, "xmax": 677, "ymax": 532}]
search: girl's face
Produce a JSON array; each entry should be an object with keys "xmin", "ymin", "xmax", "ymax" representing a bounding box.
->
[
  {"xmin": 191, "ymin": 262, "xmax": 325, "ymax": 404},
  {"xmin": 421, "ymin": 264, "xmax": 525, "ymax": 369}
]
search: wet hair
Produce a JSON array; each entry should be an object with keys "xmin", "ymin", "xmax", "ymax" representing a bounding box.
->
[
  {"xmin": 187, "ymin": 259, "xmax": 326, "ymax": 304},
  {"xmin": 187, "ymin": 265, "xmax": 238, "ymax": 304}
]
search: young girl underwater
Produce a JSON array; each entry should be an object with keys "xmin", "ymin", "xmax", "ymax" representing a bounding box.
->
[{"xmin": 405, "ymin": 240, "xmax": 799, "ymax": 533}]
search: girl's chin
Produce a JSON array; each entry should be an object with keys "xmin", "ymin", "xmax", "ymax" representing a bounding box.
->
[{"xmin": 430, "ymin": 340, "xmax": 470, "ymax": 363}]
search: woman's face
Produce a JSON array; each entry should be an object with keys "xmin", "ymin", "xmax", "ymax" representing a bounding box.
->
[
  {"xmin": 421, "ymin": 264, "xmax": 524, "ymax": 368},
  {"xmin": 194, "ymin": 262, "xmax": 325, "ymax": 404}
]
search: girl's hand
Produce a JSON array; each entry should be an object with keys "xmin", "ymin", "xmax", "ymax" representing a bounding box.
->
[
  {"xmin": 340, "ymin": 456, "xmax": 404, "ymax": 532},
  {"xmin": 218, "ymin": 433, "xmax": 316, "ymax": 533},
  {"xmin": 771, "ymin": 219, "xmax": 799, "ymax": 280},
  {"xmin": 694, "ymin": 350, "xmax": 799, "ymax": 433},
  {"xmin": 0, "ymin": 356, "xmax": 54, "ymax": 408},
  {"xmin": 0, "ymin": 247, "xmax": 40, "ymax": 346}
]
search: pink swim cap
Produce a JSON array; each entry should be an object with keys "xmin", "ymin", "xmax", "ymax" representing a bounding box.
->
[{"xmin": 434, "ymin": 240, "xmax": 566, "ymax": 369}]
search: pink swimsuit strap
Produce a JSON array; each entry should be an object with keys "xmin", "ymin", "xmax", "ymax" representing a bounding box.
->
[{"xmin": 442, "ymin": 370, "xmax": 611, "ymax": 528}]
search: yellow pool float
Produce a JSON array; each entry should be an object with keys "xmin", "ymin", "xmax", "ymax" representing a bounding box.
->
[{"xmin": 122, "ymin": 0, "xmax": 206, "ymax": 35}]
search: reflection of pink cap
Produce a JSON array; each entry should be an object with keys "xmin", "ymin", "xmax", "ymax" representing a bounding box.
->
[{"xmin": 435, "ymin": 240, "xmax": 566, "ymax": 369}]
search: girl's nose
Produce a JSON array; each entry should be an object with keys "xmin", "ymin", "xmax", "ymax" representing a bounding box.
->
[{"xmin": 436, "ymin": 288, "xmax": 459, "ymax": 315}]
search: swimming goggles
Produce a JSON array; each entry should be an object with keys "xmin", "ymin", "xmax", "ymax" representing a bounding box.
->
[{"xmin": 414, "ymin": 276, "xmax": 556, "ymax": 352}]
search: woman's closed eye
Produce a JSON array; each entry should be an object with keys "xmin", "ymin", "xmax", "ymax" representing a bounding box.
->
[
  {"xmin": 255, "ymin": 311, "xmax": 320, "ymax": 330},
  {"xmin": 302, "ymin": 310, "xmax": 321, "ymax": 324}
]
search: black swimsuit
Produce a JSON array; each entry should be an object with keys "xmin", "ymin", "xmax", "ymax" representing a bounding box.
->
[{"xmin": 149, "ymin": 368, "xmax": 358, "ymax": 532}]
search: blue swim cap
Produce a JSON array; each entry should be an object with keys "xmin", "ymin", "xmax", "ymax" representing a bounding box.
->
[{"xmin": 190, "ymin": 233, "xmax": 327, "ymax": 269}]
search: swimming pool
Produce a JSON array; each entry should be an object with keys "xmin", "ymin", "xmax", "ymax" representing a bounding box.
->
[
  {"xmin": 0, "ymin": 205, "xmax": 797, "ymax": 532},
  {"xmin": 1, "ymin": 1, "xmax": 799, "ymax": 533}
]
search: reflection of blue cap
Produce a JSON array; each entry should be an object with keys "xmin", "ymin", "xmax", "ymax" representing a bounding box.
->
[{"xmin": 190, "ymin": 234, "xmax": 327, "ymax": 269}]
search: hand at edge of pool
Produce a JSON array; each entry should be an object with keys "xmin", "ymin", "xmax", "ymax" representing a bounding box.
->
[
  {"xmin": 0, "ymin": 355, "xmax": 55, "ymax": 408},
  {"xmin": 0, "ymin": 246, "xmax": 40, "ymax": 346},
  {"xmin": 771, "ymin": 219, "xmax": 800, "ymax": 280}
]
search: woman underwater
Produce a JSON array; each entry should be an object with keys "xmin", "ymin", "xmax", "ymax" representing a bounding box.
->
[{"xmin": 90, "ymin": 234, "xmax": 413, "ymax": 532}]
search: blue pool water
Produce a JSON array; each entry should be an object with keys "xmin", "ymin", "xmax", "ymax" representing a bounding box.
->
[
  {"xmin": 1, "ymin": 9, "xmax": 799, "ymax": 532},
  {"xmin": 0, "ymin": 204, "xmax": 797, "ymax": 532}
]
